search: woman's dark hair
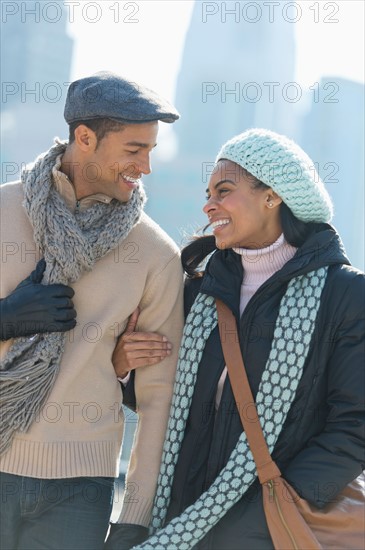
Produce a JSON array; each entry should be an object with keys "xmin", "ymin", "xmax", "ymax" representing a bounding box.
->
[
  {"xmin": 182, "ymin": 166, "xmax": 317, "ymax": 278},
  {"xmin": 68, "ymin": 118, "xmax": 126, "ymax": 147}
]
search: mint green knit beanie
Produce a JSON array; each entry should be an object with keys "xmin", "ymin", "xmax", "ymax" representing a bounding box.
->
[{"xmin": 216, "ymin": 128, "xmax": 333, "ymax": 223}]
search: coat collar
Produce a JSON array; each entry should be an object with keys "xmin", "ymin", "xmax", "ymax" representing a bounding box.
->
[{"xmin": 200, "ymin": 225, "xmax": 350, "ymax": 317}]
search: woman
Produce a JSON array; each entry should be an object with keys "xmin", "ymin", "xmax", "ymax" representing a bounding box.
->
[{"xmin": 113, "ymin": 129, "xmax": 364, "ymax": 549}]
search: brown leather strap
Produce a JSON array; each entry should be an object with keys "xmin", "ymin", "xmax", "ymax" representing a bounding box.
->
[{"xmin": 216, "ymin": 298, "xmax": 281, "ymax": 484}]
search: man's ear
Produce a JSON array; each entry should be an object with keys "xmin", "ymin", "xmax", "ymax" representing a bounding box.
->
[
  {"xmin": 265, "ymin": 188, "xmax": 283, "ymax": 209},
  {"xmin": 74, "ymin": 124, "xmax": 97, "ymax": 152}
]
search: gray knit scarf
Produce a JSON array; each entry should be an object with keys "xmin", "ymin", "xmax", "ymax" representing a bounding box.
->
[
  {"xmin": 0, "ymin": 139, "xmax": 146, "ymax": 455},
  {"xmin": 134, "ymin": 266, "xmax": 328, "ymax": 549}
]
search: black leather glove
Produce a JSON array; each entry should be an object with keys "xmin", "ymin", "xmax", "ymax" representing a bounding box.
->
[
  {"xmin": 0, "ymin": 259, "xmax": 76, "ymax": 340},
  {"xmin": 104, "ymin": 523, "xmax": 149, "ymax": 550},
  {"xmin": 121, "ymin": 370, "xmax": 137, "ymax": 412}
]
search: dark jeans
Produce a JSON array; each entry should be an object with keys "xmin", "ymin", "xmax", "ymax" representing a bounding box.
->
[{"xmin": 0, "ymin": 472, "xmax": 115, "ymax": 550}]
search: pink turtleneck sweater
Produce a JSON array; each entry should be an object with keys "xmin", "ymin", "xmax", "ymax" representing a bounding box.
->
[{"xmin": 215, "ymin": 234, "xmax": 297, "ymax": 409}]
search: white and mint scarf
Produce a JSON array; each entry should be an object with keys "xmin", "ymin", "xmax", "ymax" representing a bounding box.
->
[{"xmin": 135, "ymin": 266, "xmax": 328, "ymax": 549}]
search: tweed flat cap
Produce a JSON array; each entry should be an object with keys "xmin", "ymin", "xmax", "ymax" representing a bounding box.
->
[
  {"xmin": 216, "ymin": 128, "xmax": 333, "ymax": 223},
  {"xmin": 64, "ymin": 71, "xmax": 180, "ymax": 124}
]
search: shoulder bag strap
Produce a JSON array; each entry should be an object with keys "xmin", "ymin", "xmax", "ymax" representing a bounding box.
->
[{"xmin": 215, "ymin": 298, "xmax": 281, "ymax": 484}]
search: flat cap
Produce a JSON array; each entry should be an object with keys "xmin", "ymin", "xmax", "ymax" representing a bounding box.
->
[{"xmin": 64, "ymin": 71, "xmax": 180, "ymax": 124}]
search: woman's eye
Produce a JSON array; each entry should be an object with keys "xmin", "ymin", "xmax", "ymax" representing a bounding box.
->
[{"xmin": 205, "ymin": 189, "xmax": 229, "ymax": 200}]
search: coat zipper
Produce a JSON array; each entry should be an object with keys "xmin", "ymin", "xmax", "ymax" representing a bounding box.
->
[{"xmin": 267, "ymin": 480, "xmax": 299, "ymax": 550}]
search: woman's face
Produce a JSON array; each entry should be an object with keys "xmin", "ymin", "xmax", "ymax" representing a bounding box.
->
[{"xmin": 203, "ymin": 159, "xmax": 282, "ymax": 249}]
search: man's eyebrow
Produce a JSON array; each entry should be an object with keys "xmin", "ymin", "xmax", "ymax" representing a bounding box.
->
[
  {"xmin": 125, "ymin": 142, "xmax": 158, "ymax": 148},
  {"xmin": 205, "ymin": 179, "xmax": 237, "ymax": 194}
]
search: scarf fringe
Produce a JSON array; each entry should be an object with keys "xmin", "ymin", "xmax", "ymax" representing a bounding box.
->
[{"xmin": 0, "ymin": 353, "xmax": 60, "ymax": 455}]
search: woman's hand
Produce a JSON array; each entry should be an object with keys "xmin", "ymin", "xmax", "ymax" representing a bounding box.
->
[{"xmin": 112, "ymin": 308, "xmax": 173, "ymax": 379}]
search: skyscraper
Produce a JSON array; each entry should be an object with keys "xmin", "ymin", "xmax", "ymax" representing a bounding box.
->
[
  {"xmin": 301, "ymin": 77, "xmax": 364, "ymax": 269},
  {"xmin": 146, "ymin": 1, "xmax": 297, "ymax": 243},
  {"xmin": 1, "ymin": 2, "xmax": 73, "ymax": 181}
]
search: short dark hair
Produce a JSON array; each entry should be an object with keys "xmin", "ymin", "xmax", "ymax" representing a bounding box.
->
[
  {"xmin": 68, "ymin": 118, "xmax": 126, "ymax": 145},
  {"xmin": 181, "ymin": 168, "xmax": 317, "ymax": 277}
]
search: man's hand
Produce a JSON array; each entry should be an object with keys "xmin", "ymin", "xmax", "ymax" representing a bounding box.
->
[
  {"xmin": 0, "ymin": 259, "xmax": 77, "ymax": 340},
  {"xmin": 112, "ymin": 308, "xmax": 172, "ymax": 379}
]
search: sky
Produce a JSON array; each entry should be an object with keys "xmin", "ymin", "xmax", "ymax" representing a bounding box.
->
[
  {"xmin": 68, "ymin": 1, "xmax": 195, "ymax": 100},
  {"xmin": 294, "ymin": 0, "xmax": 364, "ymax": 86},
  {"xmin": 68, "ymin": 0, "xmax": 364, "ymax": 95}
]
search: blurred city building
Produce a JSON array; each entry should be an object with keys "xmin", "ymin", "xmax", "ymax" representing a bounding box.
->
[
  {"xmin": 146, "ymin": 0, "xmax": 298, "ymax": 246},
  {"xmin": 1, "ymin": 2, "xmax": 73, "ymax": 178},
  {"xmin": 146, "ymin": 2, "xmax": 364, "ymax": 269},
  {"xmin": 300, "ymin": 77, "xmax": 364, "ymax": 269}
]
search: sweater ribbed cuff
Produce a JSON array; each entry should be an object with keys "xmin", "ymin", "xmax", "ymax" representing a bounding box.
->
[{"xmin": 117, "ymin": 495, "xmax": 154, "ymax": 528}]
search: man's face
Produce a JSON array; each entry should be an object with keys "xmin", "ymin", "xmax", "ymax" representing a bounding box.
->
[{"xmin": 81, "ymin": 121, "xmax": 158, "ymax": 202}]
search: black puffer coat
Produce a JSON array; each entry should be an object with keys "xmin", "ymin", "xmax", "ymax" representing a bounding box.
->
[{"xmin": 166, "ymin": 225, "xmax": 365, "ymax": 550}]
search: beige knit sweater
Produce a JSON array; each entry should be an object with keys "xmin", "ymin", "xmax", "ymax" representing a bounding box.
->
[{"xmin": 0, "ymin": 169, "xmax": 184, "ymax": 527}]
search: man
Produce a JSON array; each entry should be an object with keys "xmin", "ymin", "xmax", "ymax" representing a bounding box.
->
[{"xmin": 0, "ymin": 71, "xmax": 184, "ymax": 550}]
